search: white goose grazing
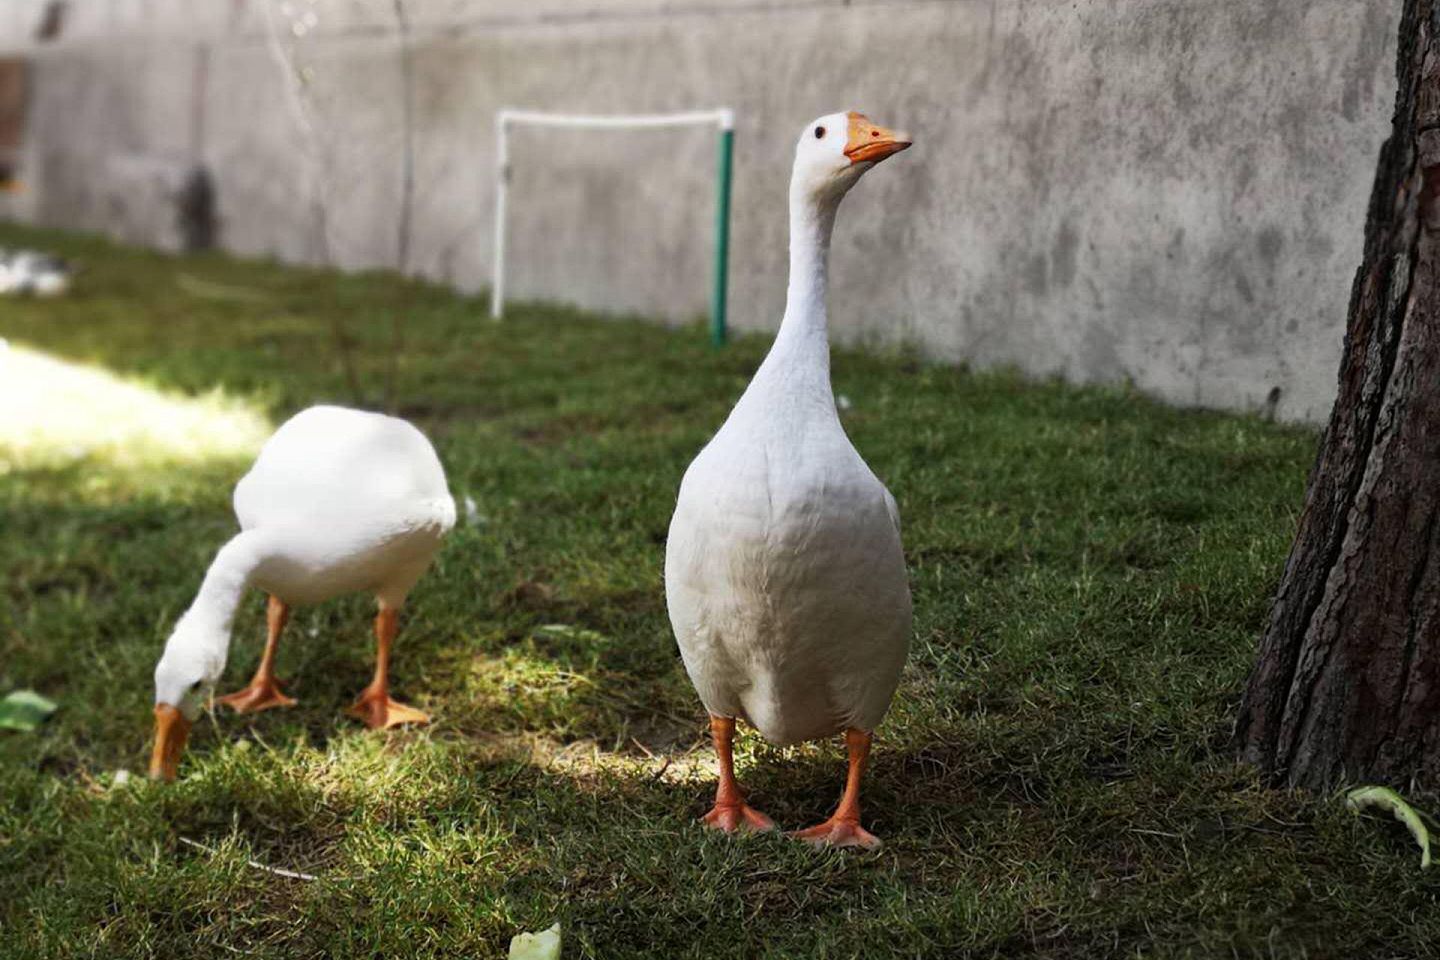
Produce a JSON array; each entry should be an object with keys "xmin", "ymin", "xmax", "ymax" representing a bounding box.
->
[
  {"xmin": 665, "ymin": 112, "xmax": 913, "ymax": 848},
  {"xmin": 150, "ymin": 405, "xmax": 456, "ymax": 781}
]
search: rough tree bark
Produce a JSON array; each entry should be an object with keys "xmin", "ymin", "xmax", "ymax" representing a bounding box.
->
[{"xmin": 1236, "ymin": 0, "xmax": 1440, "ymax": 792}]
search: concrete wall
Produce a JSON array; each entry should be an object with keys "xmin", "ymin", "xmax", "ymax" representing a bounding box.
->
[{"xmin": 0, "ymin": 0, "xmax": 1399, "ymax": 422}]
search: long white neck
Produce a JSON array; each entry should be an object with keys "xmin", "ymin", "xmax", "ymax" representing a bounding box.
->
[
  {"xmin": 164, "ymin": 532, "xmax": 264, "ymax": 675},
  {"xmin": 742, "ymin": 179, "xmax": 844, "ymax": 409}
]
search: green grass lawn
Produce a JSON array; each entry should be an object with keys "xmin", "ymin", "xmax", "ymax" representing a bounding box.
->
[{"xmin": 1, "ymin": 223, "xmax": 1436, "ymax": 958}]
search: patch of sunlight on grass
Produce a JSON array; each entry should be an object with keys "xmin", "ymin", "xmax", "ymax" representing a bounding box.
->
[
  {"xmin": 456, "ymin": 647, "xmax": 609, "ymax": 732},
  {"xmin": 0, "ymin": 340, "xmax": 271, "ymax": 472}
]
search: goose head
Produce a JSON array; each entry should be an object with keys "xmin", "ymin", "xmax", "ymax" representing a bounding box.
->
[
  {"xmin": 790, "ymin": 111, "xmax": 911, "ymax": 203},
  {"xmin": 150, "ymin": 616, "xmax": 224, "ymax": 781}
]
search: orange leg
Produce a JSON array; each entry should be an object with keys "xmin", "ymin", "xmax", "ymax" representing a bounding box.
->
[
  {"xmin": 790, "ymin": 728, "xmax": 882, "ymax": 850},
  {"xmin": 700, "ymin": 715, "xmax": 776, "ymax": 834},
  {"xmin": 346, "ymin": 607, "xmax": 430, "ymax": 730},
  {"xmin": 217, "ymin": 595, "xmax": 297, "ymax": 713}
]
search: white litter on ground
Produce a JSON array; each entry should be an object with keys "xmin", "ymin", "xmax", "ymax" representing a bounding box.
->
[
  {"xmin": 508, "ymin": 923, "xmax": 561, "ymax": 960},
  {"xmin": 0, "ymin": 249, "xmax": 71, "ymax": 297}
]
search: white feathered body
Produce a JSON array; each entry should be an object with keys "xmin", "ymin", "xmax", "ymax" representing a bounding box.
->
[
  {"xmin": 665, "ymin": 366, "xmax": 911, "ymax": 746},
  {"xmin": 234, "ymin": 405, "xmax": 455, "ymax": 608}
]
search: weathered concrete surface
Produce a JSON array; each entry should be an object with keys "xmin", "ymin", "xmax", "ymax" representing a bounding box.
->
[{"xmin": 0, "ymin": 0, "xmax": 1399, "ymax": 422}]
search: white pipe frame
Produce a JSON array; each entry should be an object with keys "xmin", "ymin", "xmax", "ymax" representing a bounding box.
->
[{"xmin": 489, "ymin": 108, "xmax": 736, "ymax": 320}]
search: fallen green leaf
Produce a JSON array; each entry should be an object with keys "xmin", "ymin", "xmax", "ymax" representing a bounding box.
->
[
  {"xmin": 0, "ymin": 689, "xmax": 58, "ymax": 732},
  {"xmin": 508, "ymin": 922, "xmax": 561, "ymax": 960},
  {"xmin": 1346, "ymin": 785, "xmax": 1432, "ymax": 869}
]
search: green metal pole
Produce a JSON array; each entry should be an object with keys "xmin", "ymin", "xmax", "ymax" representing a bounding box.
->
[{"xmin": 711, "ymin": 124, "xmax": 734, "ymax": 347}]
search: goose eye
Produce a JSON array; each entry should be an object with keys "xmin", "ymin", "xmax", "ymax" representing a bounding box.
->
[{"xmin": 814, "ymin": 125, "xmax": 826, "ymax": 139}]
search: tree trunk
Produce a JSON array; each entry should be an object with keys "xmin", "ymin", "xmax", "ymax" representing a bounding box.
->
[{"xmin": 1236, "ymin": 0, "xmax": 1440, "ymax": 792}]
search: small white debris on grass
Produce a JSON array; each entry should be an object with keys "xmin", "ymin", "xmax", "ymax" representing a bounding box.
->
[
  {"xmin": 112, "ymin": 769, "xmax": 131, "ymax": 787},
  {"xmin": 463, "ymin": 494, "xmax": 483, "ymax": 525},
  {"xmin": 508, "ymin": 923, "xmax": 561, "ymax": 960},
  {"xmin": 837, "ymin": 394, "xmax": 853, "ymax": 411},
  {"xmin": 0, "ymin": 249, "xmax": 71, "ymax": 297}
]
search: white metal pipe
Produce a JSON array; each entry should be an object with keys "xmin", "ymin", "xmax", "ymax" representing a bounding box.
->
[
  {"xmin": 489, "ymin": 107, "xmax": 734, "ymax": 321},
  {"xmin": 498, "ymin": 108, "xmax": 733, "ymax": 131},
  {"xmin": 490, "ymin": 117, "xmax": 509, "ymax": 319}
]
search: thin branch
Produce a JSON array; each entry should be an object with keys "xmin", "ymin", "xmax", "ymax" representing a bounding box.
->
[{"xmin": 178, "ymin": 836, "xmax": 319, "ymax": 882}]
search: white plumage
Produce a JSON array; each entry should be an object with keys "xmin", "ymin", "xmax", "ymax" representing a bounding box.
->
[
  {"xmin": 233, "ymin": 405, "xmax": 455, "ymax": 609},
  {"xmin": 665, "ymin": 111, "xmax": 913, "ymax": 847},
  {"xmin": 149, "ymin": 405, "xmax": 455, "ymax": 780},
  {"xmin": 664, "ymin": 354, "xmax": 911, "ymax": 747}
]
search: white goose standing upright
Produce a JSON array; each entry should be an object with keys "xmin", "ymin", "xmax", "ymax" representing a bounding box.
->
[{"xmin": 665, "ymin": 112, "xmax": 913, "ymax": 848}]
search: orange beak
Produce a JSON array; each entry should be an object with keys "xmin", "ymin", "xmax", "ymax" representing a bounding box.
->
[
  {"xmin": 843, "ymin": 112, "xmax": 912, "ymax": 165},
  {"xmin": 149, "ymin": 703, "xmax": 191, "ymax": 782}
]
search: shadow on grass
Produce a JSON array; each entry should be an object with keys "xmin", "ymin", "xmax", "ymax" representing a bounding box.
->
[{"xmin": 5, "ymin": 702, "xmax": 1409, "ymax": 960}]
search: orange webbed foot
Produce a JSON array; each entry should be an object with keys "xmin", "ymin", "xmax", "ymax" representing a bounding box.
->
[
  {"xmin": 215, "ymin": 680, "xmax": 296, "ymax": 714},
  {"xmin": 790, "ymin": 817, "xmax": 882, "ymax": 850},
  {"xmin": 702, "ymin": 801, "xmax": 777, "ymax": 835},
  {"xmin": 346, "ymin": 692, "xmax": 430, "ymax": 730}
]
